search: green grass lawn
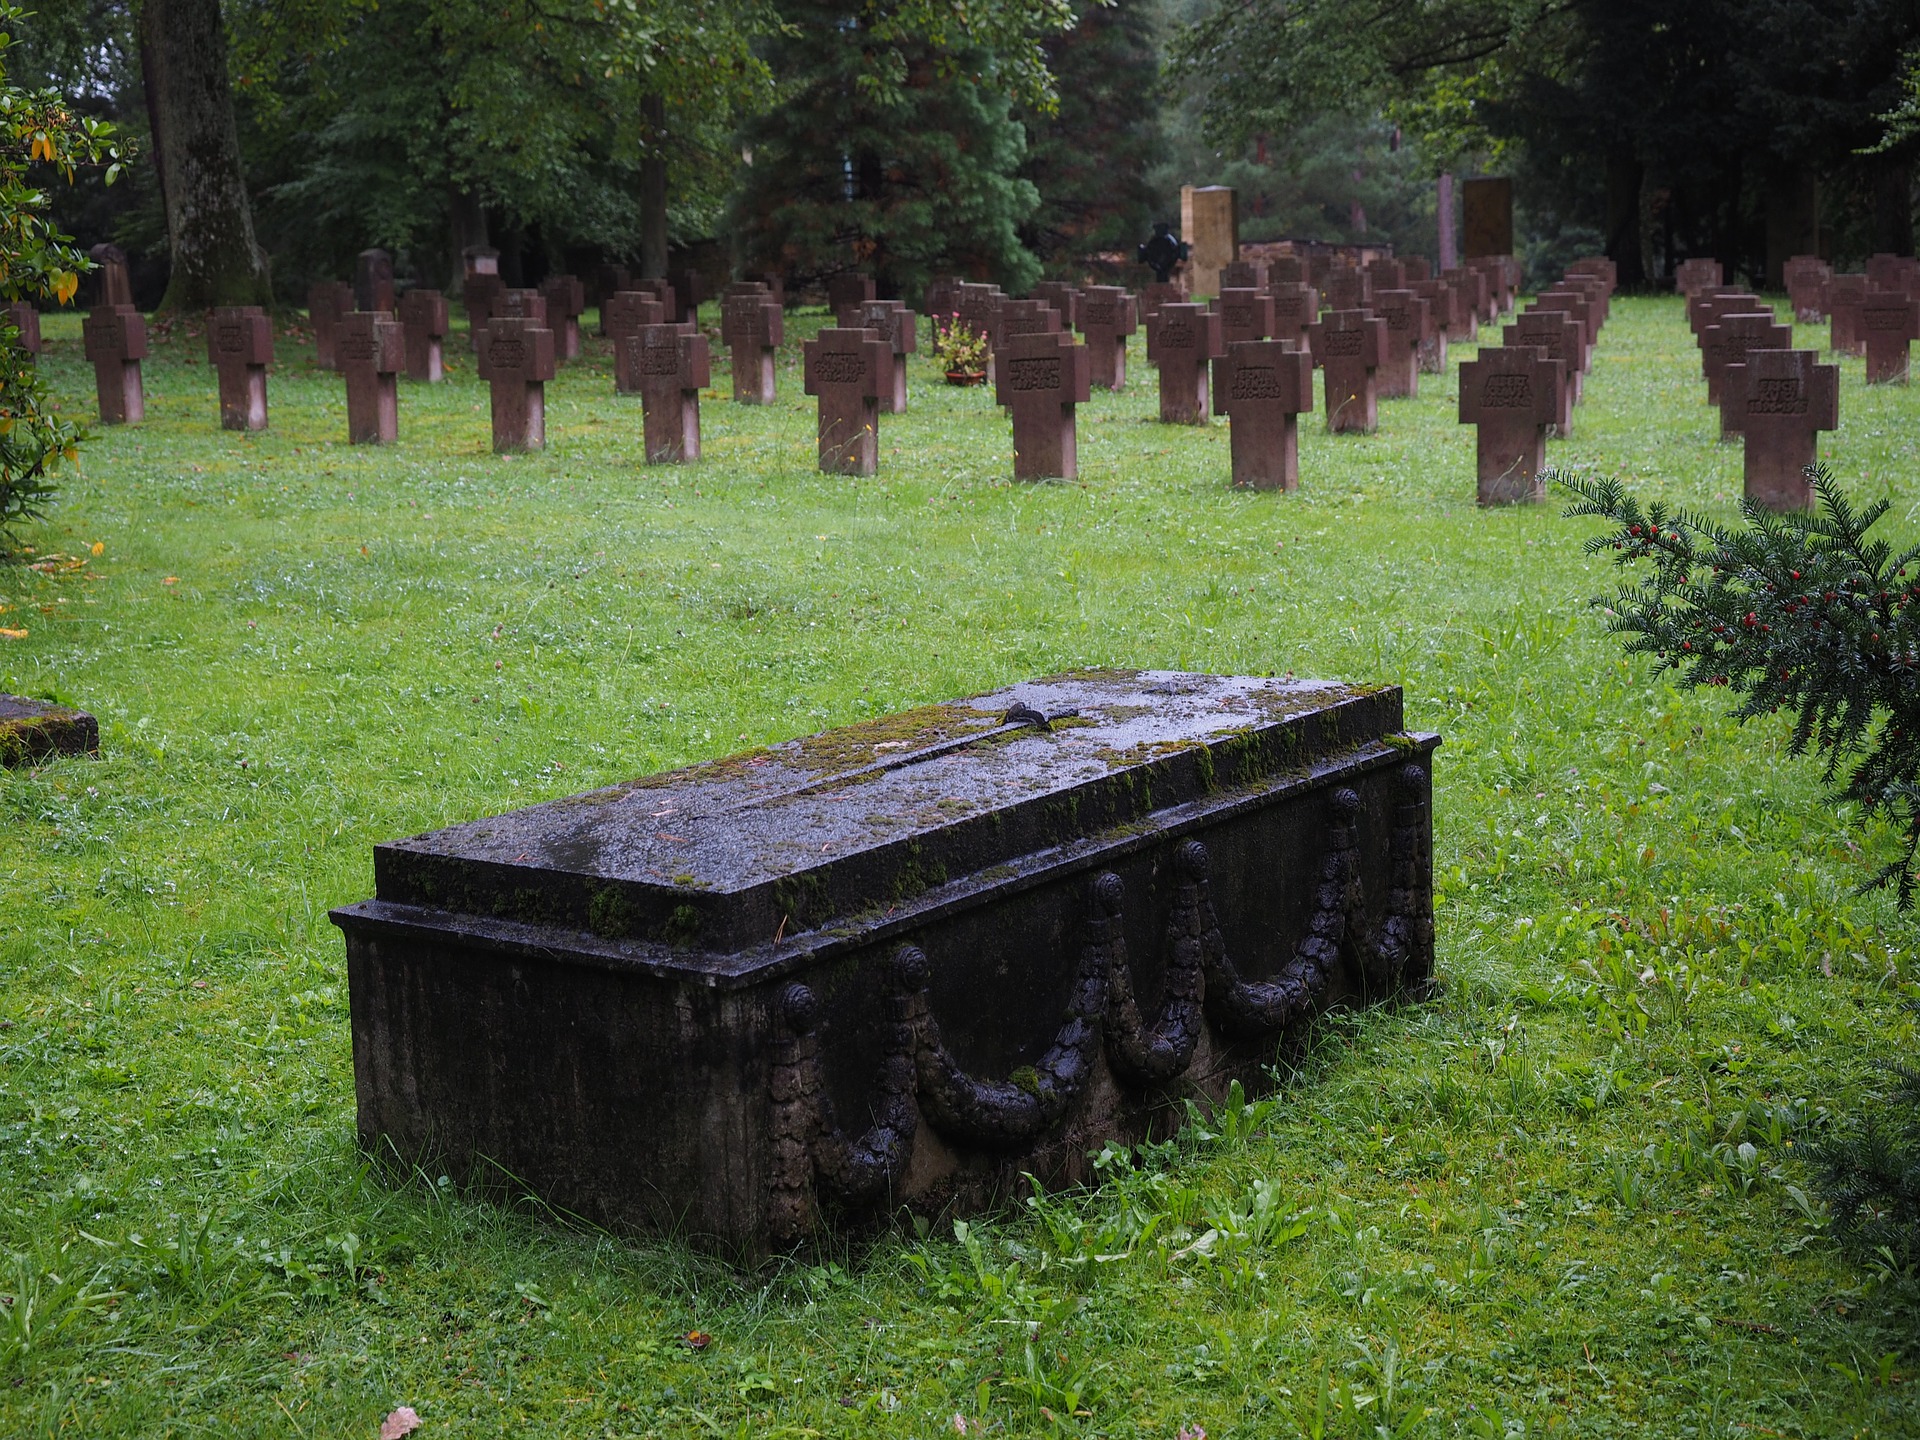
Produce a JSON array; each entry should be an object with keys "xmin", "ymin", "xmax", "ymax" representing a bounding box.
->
[{"xmin": 2, "ymin": 294, "xmax": 1917, "ymax": 1438}]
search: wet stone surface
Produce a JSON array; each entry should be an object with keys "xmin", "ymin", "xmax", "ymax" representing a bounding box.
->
[
  {"xmin": 335, "ymin": 670, "xmax": 1439, "ymax": 1253},
  {"xmin": 1, "ymin": 694, "xmax": 99, "ymax": 765}
]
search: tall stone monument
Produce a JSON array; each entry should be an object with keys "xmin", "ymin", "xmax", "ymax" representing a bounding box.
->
[{"xmin": 1180, "ymin": 185, "xmax": 1238, "ymax": 299}]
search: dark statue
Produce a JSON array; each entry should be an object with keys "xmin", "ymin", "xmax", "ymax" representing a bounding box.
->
[{"xmin": 1137, "ymin": 222, "xmax": 1190, "ymax": 283}]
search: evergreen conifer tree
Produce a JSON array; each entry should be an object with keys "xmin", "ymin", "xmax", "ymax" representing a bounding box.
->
[{"xmin": 728, "ymin": 0, "xmax": 1042, "ymax": 297}]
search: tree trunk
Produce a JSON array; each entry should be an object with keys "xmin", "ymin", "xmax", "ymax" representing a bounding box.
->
[
  {"xmin": 1604, "ymin": 152, "xmax": 1647, "ymax": 289},
  {"xmin": 640, "ymin": 94, "xmax": 669, "ymax": 280},
  {"xmin": 1763, "ymin": 164, "xmax": 1818, "ymax": 290},
  {"xmin": 140, "ymin": 0, "xmax": 272, "ymax": 311}
]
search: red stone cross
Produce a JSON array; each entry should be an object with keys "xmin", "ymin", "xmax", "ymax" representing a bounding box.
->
[
  {"xmin": 607, "ymin": 291, "xmax": 671, "ymax": 394},
  {"xmin": 1152, "ymin": 302, "xmax": 1224, "ymax": 424},
  {"xmin": 633, "ymin": 322, "xmax": 712, "ymax": 464},
  {"xmin": 859, "ymin": 299, "xmax": 918, "ymax": 414},
  {"xmin": 1743, "ymin": 349, "xmax": 1839, "ymax": 510},
  {"xmin": 478, "ymin": 316, "xmax": 557, "ymax": 452},
  {"xmin": 1458, "ymin": 345, "xmax": 1562, "ymax": 505},
  {"xmin": 802, "ymin": 327, "xmax": 892, "ymax": 475},
  {"xmin": 208, "ymin": 306, "xmax": 273, "ymax": 431},
  {"xmin": 1306, "ymin": 308, "xmax": 1388, "ymax": 434},
  {"xmin": 83, "ymin": 300, "xmax": 147, "ymax": 425},
  {"xmin": 1859, "ymin": 292, "xmax": 1920, "ymax": 384},
  {"xmin": 721, "ymin": 285, "xmax": 783, "ymax": 405},
  {"xmin": 337, "ymin": 311, "xmax": 405, "ymax": 444},
  {"xmin": 994, "ymin": 330, "xmax": 1090, "ymax": 481},
  {"xmin": 397, "ymin": 290, "xmax": 448, "ymax": 383},
  {"xmin": 1076, "ymin": 285, "xmax": 1136, "ymax": 391},
  {"xmin": 1213, "ymin": 339, "xmax": 1315, "ymax": 491}
]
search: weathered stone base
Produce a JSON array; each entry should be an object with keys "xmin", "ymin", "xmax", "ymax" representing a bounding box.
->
[{"xmin": 0, "ymin": 694, "xmax": 99, "ymax": 764}]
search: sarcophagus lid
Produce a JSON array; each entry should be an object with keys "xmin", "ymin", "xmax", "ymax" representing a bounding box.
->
[{"xmin": 334, "ymin": 670, "xmax": 1439, "ymax": 1253}]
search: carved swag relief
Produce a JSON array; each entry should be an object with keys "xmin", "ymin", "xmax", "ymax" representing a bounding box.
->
[{"xmin": 767, "ymin": 763, "xmax": 1434, "ymax": 1240}]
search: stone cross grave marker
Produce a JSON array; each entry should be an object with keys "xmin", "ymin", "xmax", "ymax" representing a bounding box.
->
[
  {"xmin": 1307, "ymin": 308, "xmax": 1388, "ymax": 434},
  {"xmin": 1441, "ymin": 268, "xmax": 1486, "ymax": 338},
  {"xmin": 1782, "ymin": 256, "xmax": 1831, "ymax": 323},
  {"xmin": 859, "ymin": 299, "xmax": 918, "ymax": 414},
  {"xmin": 1077, "ymin": 285, "xmax": 1136, "ymax": 391},
  {"xmin": 496, "ymin": 288, "xmax": 548, "ymax": 326},
  {"xmin": 1743, "ymin": 349, "xmax": 1839, "ymax": 510},
  {"xmin": 1140, "ymin": 281, "xmax": 1184, "ymax": 345},
  {"xmin": 1458, "ymin": 345, "xmax": 1562, "ymax": 505},
  {"xmin": 7, "ymin": 302, "xmax": 40, "ymax": 359},
  {"xmin": 1467, "ymin": 256, "xmax": 1513, "ymax": 315},
  {"xmin": 1563, "ymin": 271, "xmax": 1611, "ymax": 325},
  {"xmin": 721, "ymin": 284, "xmax": 784, "ymax": 404},
  {"xmin": 337, "ymin": 311, "xmax": 405, "ymax": 444},
  {"xmin": 1322, "ymin": 267, "xmax": 1368, "ymax": 313},
  {"xmin": 593, "ymin": 264, "xmax": 632, "ymax": 334},
  {"xmin": 397, "ymin": 289, "xmax": 448, "ymax": 383},
  {"xmin": 355, "ymin": 248, "xmax": 395, "ymax": 314},
  {"xmin": 1403, "ymin": 257, "xmax": 1433, "ymax": 283},
  {"xmin": 995, "ymin": 330, "xmax": 1090, "ymax": 481},
  {"xmin": 1, "ymin": 694, "xmax": 98, "ymax": 765},
  {"xmin": 540, "ymin": 275, "xmax": 587, "ymax": 360},
  {"xmin": 1267, "ymin": 282, "xmax": 1319, "ymax": 351},
  {"xmin": 83, "ymin": 296, "xmax": 147, "ymax": 425},
  {"xmin": 1686, "ymin": 290, "xmax": 1759, "ymax": 356},
  {"xmin": 1364, "ymin": 259, "xmax": 1406, "ymax": 292},
  {"xmin": 1212, "ymin": 339, "xmax": 1314, "ymax": 491},
  {"xmin": 90, "ymin": 242, "xmax": 133, "ymax": 307},
  {"xmin": 1859, "ymin": 291, "xmax": 1920, "ymax": 383},
  {"xmin": 667, "ymin": 268, "xmax": 705, "ymax": 325},
  {"xmin": 634, "ymin": 322, "xmax": 711, "ymax": 464},
  {"xmin": 923, "ymin": 276, "xmax": 962, "ymax": 328},
  {"xmin": 1566, "ymin": 256, "xmax": 1617, "ymax": 291},
  {"xmin": 802, "ymin": 326, "xmax": 891, "ymax": 475},
  {"xmin": 1865, "ymin": 254, "xmax": 1919, "ymax": 294},
  {"xmin": 1530, "ymin": 289, "xmax": 1596, "ymax": 369},
  {"xmin": 1503, "ymin": 311, "xmax": 1581, "ymax": 434},
  {"xmin": 308, "ymin": 280, "xmax": 352, "ymax": 369},
  {"xmin": 1214, "ymin": 287, "xmax": 1274, "ymax": 347},
  {"xmin": 1411, "ymin": 280, "xmax": 1455, "ymax": 372},
  {"xmin": 463, "ymin": 272, "xmax": 505, "ymax": 352},
  {"xmin": 607, "ymin": 291, "xmax": 670, "ymax": 394},
  {"xmin": 208, "ymin": 306, "xmax": 273, "ymax": 431},
  {"xmin": 1268, "ymin": 254, "xmax": 1306, "ymax": 285},
  {"xmin": 1219, "ymin": 259, "xmax": 1267, "ymax": 290},
  {"xmin": 1031, "ymin": 281, "xmax": 1081, "ymax": 331},
  {"xmin": 990, "ymin": 298, "xmax": 1059, "ymax": 386},
  {"xmin": 1152, "ymin": 302, "xmax": 1224, "ymax": 424},
  {"xmin": 828, "ymin": 275, "xmax": 876, "ymax": 330},
  {"xmin": 1825, "ymin": 275, "xmax": 1869, "ymax": 356},
  {"xmin": 1703, "ymin": 313, "xmax": 1792, "ymax": 435},
  {"xmin": 1371, "ymin": 289, "xmax": 1430, "ymax": 399},
  {"xmin": 1674, "ymin": 257, "xmax": 1724, "ymax": 296},
  {"xmin": 479, "ymin": 316, "xmax": 556, "ymax": 452}
]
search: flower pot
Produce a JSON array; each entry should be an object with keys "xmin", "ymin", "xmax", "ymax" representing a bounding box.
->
[{"xmin": 944, "ymin": 369, "xmax": 986, "ymax": 387}]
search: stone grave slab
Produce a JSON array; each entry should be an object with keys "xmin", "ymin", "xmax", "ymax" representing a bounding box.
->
[
  {"xmin": 1182, "ymin": 184, "xmax": 1237, "ymax": 296},
  {"xmin": 1370, "ymin": 289, "xmax": 1429, "ymax": 399},
  {"xmin": 308, "ymin": 280, "xmax": 353, "ymax": 369},
  {"xmin": 398, "ymin": 289, "xmax": 449, "ymax": 383},
  {"xmin": 1213, "ymin": 339, "xmax": 1314, "ymax": 491},
  {"xmin": 540, "ymin": 275, "xmax": 587, "ymax": 360},
  {"xmin": 356, "ymin": 248, "xmax": 395, "ymax": 314},
  {"xmin": 332, "ymin": 668, "xmax": 1439, "ymax": 1254},
  {"xmin": 722, "ymin": 285, "xmax": 784, "ymax": 405},
  {"xmin": 479, "ymin": 317, "xmax": 557, "ymax": 452},
  {"xmin": 1503, "ymin": 311, "xmax": 1582, "ymax": 433},
  {"xmin": 995, "ymin": 330, "xmax": 1090, "ymax": 481},
  {"xmin": 1077, "ymin": 285, "xmax": 1136, "ymax": 391},
  {"xmin": 1860, "ymin": 292, "xmax": 1920, "ymax": 383},
  {"xmin": 0, "ymin": 694, "xmax": 98, "ymax": 765},
  {"xmin": 1307, "ymin": 309, "xmax": 1388, "ymax": 434},
  {"xmin": 1153, "ymin": 302, "xmax": 1224, "ymax": 424},
  {"xmin": 1458, "ymin": 345, "xmax": 1561, "ymax": 505},
  {"xmin": 1214, "ymin": 287, "xmax": 1274, "ymax": 348},
  {"xmin": 1462, "ymin": 177, "xmax": 1513, "ymax": 258},
  {"xmin": 803, "ymin": 326, "xmax": 891, "ymax": 475},
  {"xmin": 208, "ymin": 306, "xmax": 272, "ymax": 431},
  {"xmin": 607, "ymin": 291, "xmax": 671, "ymax": 394},
  {"xmin": 1743, "ymin": 349, "xmax": 1838, "ymax": 510},
  {"xmin": 828, "ymin": 274, "xmax": 877, "ymax": 329},
  {"xmin": 84, "ymin": 301, "xmax": 147, "ymax": 425},
  {"xmin": 634, "ymin": 322, "xmax": 711, "ymax": 464},
  {"xmin": 338, "ymin": 311, "xmax": 405, "ymax": 444}
]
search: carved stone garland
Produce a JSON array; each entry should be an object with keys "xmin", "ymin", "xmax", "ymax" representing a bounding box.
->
[{"xmin": 767, "ymin": 762, "xmax": 1432, "ymax": 1240}]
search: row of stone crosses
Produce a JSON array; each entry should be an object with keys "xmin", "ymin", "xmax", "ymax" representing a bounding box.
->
[{"xmin": 1678, "ymin": 251, "xmax": 1920, "ymax": 510}]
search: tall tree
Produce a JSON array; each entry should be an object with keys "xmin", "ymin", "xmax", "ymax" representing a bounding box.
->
[
  {"xmin": 728, "ymin": 0, "xmax": 1073, "ymax": 296},
  {"xmin": 140, "ymin": 0, "xmax": 271, "ymax": 308}
]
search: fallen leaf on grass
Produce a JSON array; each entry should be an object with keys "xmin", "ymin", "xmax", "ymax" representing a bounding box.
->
[
  {"xmin": 380, "ymin": 1406, "xmax": 422, "ymax": 1439},
  {"xmin": 0, "ymin": 627, "xmax": 25, "ymax": 639},
  {"xmin": 683, "ymin": 1330, "xmax": 712, "ymax": 1350}
]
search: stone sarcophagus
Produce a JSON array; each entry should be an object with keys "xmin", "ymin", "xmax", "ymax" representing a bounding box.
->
[{"xmin": 332, "ymin": 671, "xmax": 1438, "ymax": 1254}]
